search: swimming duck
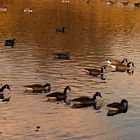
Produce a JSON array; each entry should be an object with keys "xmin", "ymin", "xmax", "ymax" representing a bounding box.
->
[
  {"xmin": 53, "ymin": 51, "xmax": 70, "ymax": 60},
  {"xmin": 70, "ymin": 92, "xmax": 102, "ymax": 108},
  {"xmin": 0, "ymin": 7, "xmax": 7, "ymax": 13},
  {"xmin": 107, "ymin": 58, "xmax": 128, "ymax": 65},
  {"xmin": 24, "ymin": 8, "xmax": 33, "ymax": 13},
  {"xmin": 24, "ymin": 83, "xmax": 51, "ymax": 93},
  {"xmin": 134, "ymin": 2, "xmax": 140, "ymax": 7},
  {"xmin": 55, "ymin": 26, "xmax": 65, "ymax": 33},
  {"xmin": 46, "ymin": 86, "xmax": 71, "ymax": 102},
  {"xmin": 111, "ymin": 62, "xmax": 134, "ymax": 72},
  {"xmin": 106, "ymin": 0, "xmax": 117, "ymax": 5},
  {"xmin": 5, "ymin": 39, "xmax": 16, "ymax": 47},
  {"xmin": 62, "ymin": 0, "xmax": 70, "ymax": 3},
  {"xmin": 85, "ymin": 65, "xmax": 107, "ymax": 76},
  {"xmin": 107, "ymin": 99, "xmax": 128, "ymax": 116},
  {"xmin": 120, "ymin": 1, "xmax": 129, "ymax": 6},
  {"xmin": 0, "ymin": 84, "xmax": 11, "ymax": 99}
]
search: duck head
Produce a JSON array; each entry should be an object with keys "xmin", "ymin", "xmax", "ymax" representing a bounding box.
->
[
  {"xmin": 127, "ymin": 62, "xmax": 134, "ymax": 68},
  {"xmin": 64, "ymin": 86, "xmax": 71, "ymax": 94},
  {"xmin": 121, "ymin": 99, "xmax": 128, "ymax": 112},
  {"xmin": 13, "ymin": 39, "xmax": 16, "ymax": 42},
  {"xmin": 92, "ymin": 92, "xmax": 102, "ymax": 100},
  {"xmin": 121, "ymin": 58, "xmax": 128, "ymax": 64},
  {"xmin": 44, "ymin": 83, "xmax": 51, "ymax": 91},
  {"xmin": 4, "ymin": 84, "xmax": 11, "ymax": 91}
]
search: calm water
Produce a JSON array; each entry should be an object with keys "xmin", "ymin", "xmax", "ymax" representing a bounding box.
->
[{"xmin": 0, "ymin": 0, "xmax": 140, "ymax": 139}]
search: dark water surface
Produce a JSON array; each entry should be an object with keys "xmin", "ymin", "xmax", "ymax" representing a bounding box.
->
[{"xmin": 0, "ymin": 0, "xmax": 140, "ymax": 139}]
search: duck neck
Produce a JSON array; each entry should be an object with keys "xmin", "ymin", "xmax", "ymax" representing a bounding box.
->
[
  {"xmin": 121, "ymin": 58, "xmax": 127, "ymax": 64},
  {"xmin": 101, "ymin": 67, "xmax": 104, "ymax": 73},
  {"xmin": 64, "ymin": 89, "xmax": 67, "ymax": 94},
  {"xmin": 0, "ymin": 85, "xmax": 7, "ymax": 92},
  {"xmin": 64, "ymin": 87, "xmax": 69, "ymax": 94},
  {"xmin": 124, "ymin": 103, "xmax": 128, "ymax": 112},
  {"xmin": 92, "ymin": 95, "xmax": 97, "ymax": 100}
]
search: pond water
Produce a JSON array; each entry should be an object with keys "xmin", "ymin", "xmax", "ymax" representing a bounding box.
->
[{"xmin": 0, "ymin": 0, "xmax": 140, "ymax": 139}]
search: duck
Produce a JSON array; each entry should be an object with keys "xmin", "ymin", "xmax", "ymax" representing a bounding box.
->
[
  {"xmin": 53, "ymin": 51, "xmax": 70, "ymax": 60},
  {"xmin": 85, "ymin": 65, "xmax": 107, "ymax": 80},
  {"xmin": 5, "ymin": 39, "xmax": 16, "ymax": 47},
  {"xmin": 0, "ymin": 7, "xmax": 7, "ymax": 13},
  {"xmin": 24, "ymin": 8, "xmax": 33, "ymax": 13},
  {"xmin": 24, "ymin": 83, "xmax": 51, "ymax": 93},
  {"xmin": 107, "ymin": 99, "xmax": 128, "ymax": 116},
  {"xmin": 106, "ymin": 0, "xmax": 117, "ymax": 5},
  {"xmin": 134, "ymin": 2, "xmax": 140, "ymax": 7},
  {"xmin": 85, "ymin": 65, "xmax": 107, "ymax": 76},
  {"xmin": 120, "ymin": 1, "xmax": 129, "ymax": 6},
  {"xmin": 70, "ymin": 92, "xmax": 102, "ymax": 108},
  {"xmin": 55, "ymin": 26, "xmax": 65, "ymax": 33},
  {"xmin": 62, "ymin": 0, "xmax": 70, "ymax": 3},
  {"xmin": 111, "ymin": 62, "xmax": 134, "ymax": 72},
  {"xmin": 46, "ymin": 86, "xmax": 71, "ymax": 102},
  {"xmin": 0, "ymin": 84, "xmax": 11, "ymax": 99},
  {"xmin": 107, "ymin": 58, "xmax": 128, "ymax": 66}
]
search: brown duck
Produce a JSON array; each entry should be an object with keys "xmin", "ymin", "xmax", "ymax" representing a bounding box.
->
[{"xmin": 24, "ymin": 83, "xmax": 51, "ymax": 93}]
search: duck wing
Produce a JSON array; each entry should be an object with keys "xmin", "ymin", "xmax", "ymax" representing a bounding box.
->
[
  {"xmin": 46, "ymin": 92, "xmax": 63, "ymax": 97},
  {"xmin": 5, "ymin": 40, "xmax": 12, "ymax": 46},
  {"xmin": 107, "ymin": 102, "xmax": 121, "ymax": 109},
  {"xmin": 85, "ymin": 68, "xmax": 101, "ymax": 75},
  {"xmin": 116, "ymin": 65, "xmax": 128, "ymax": 72},
  {"xmin": 24, "ymin": 84, "xmax": 43, "ymax": 88},
  {"xmin": 53, "ymin": 52, "xmax": 65, "ymax": 56},
  {"xmin": 71, "ymin": 96, "xmax": 92, "ymax": 102}
]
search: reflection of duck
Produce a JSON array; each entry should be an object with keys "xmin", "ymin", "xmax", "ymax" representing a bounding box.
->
[
  {"xmin": 46, "ymin": 86, "xmax": 71, "ymax": 102},
  {"xmin": 53, "ymin": 51, "xmax": 70, "ymax": 60},
  {"xmin": 5, "ymin": 39, "xmax": 16, "ymax": 47},
  {"xmin": 107, "ymin": 58, "xmax": 128, "ymax": 65},
  {"xmin": 127, "ymin": 69, "xmax": 134, "ymax": 75},
  {"xmin": 111, "ymin": 62, "xmax": 134, "ymax": 72},
  {"xmin": 0, "ymin": 84, "xmax": 11, "ymax": 99},
  {"xmin": 70, "ymin": 92, "xmax": 102, "ymax": 109},
  {"xmin": 24, "ymin": 83, "xmax": 51, "ymax": 93},
  {"xmin": 107, "ymin": 99, "xmax": 128, "ymax": 116}
]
